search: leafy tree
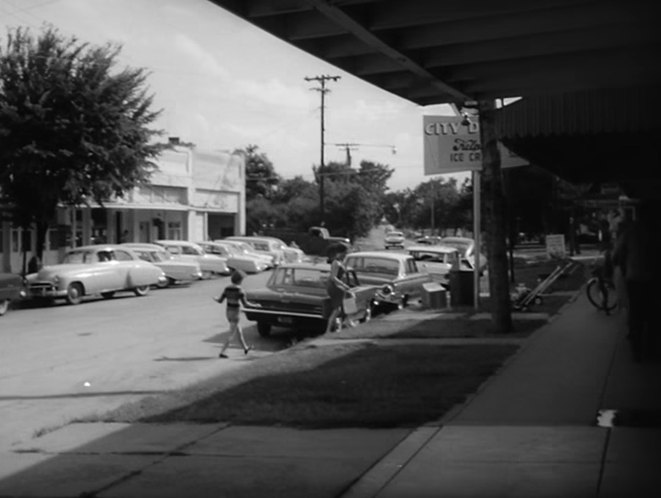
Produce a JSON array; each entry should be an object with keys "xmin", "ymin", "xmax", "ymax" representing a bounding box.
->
[
  {"xmin": 237, "ymin": 144, "xmax": 281, "ymax": 200},
  {"xmin": 0, "ymin": 26, "xmax": 163, "ymax": 265}
]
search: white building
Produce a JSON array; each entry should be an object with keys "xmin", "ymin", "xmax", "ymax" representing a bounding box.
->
[{"xmin": 1, "ymin": 146, "xmax": 246, "ymax": 273}]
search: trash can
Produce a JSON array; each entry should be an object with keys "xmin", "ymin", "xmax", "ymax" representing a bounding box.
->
[
  {"xmin": 421, "ymin": 282, "xmax": 447, "ymax": 309},
  {"xmin": 449, "ymin": 270, "xmax": 474, "ymax": 307}
]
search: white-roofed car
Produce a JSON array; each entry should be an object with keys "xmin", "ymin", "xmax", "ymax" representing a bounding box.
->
[
  {"xmin": 155, "ymin": 240, "xmax": 230, "ymax": 279},
  {"xmin": 407, "ymin": 245, "xmax": 473, "ymax": 286},
  {"xmin": 197, "ymin": 241, "xmax": 269, "ymax": 274},
  {"xmin": 122, "ymin": 243, "xmax": 202, "ymax": 286},
  {"xmin": 224, "ymin": 236, "xmax": 305, "ymax": 266},
  {"xmin": 438, "ymin": 236, "xmax": 487, "ymax": 273},
  {"xmin": 219, "ymin": 240, "xmax": 276, "ymax": 269},
  {"xmin": 25, "ymin": 245, "xmax": 167, "ymax": 305},
  {"xmin": 344, "ymin": 251, "xmax": 432, "ymax": 310}
]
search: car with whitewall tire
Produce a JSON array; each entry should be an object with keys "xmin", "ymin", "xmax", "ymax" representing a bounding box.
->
[{"xmin": 26, "ymin": 245, "xmax": 166, "ymax": 305}]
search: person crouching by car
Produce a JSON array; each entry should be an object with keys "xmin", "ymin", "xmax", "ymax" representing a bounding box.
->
[{"xmin": 324, "ymin": 242, "xmax": 354, "ymax": 334}]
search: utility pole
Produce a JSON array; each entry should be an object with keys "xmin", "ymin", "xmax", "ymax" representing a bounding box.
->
[{"xmin": 305, "ymin": 74, "xmax": 340, "ymax": 223}]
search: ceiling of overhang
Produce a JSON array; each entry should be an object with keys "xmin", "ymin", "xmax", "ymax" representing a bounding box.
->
[{"xmin": 208, "ymin": 0, "xmax": 661, "ymax": 106}]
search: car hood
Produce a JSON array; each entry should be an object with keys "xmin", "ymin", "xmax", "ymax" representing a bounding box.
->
[{"xmin": 30, "ymin": 264, "xmax": 98, "ymax": 280}]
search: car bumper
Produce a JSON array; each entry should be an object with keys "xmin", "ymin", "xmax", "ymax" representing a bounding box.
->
[{"xmin": 27, "ymin": 284, "xmax": 67, "ymax": 299}]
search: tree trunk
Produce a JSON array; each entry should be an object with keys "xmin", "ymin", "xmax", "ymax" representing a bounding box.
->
[
  {"xmin": 35, "ymin": 220, "xmax": 49, "ymax": 262},
  {"xmin": 479, "ymin": 100, "xmax": 513, "ymax": 333}
]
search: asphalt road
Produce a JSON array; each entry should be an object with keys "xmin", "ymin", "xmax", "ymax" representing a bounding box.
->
[{"xmin": 0, "ymin": 270, "xmax": 287, "ymax": 449}]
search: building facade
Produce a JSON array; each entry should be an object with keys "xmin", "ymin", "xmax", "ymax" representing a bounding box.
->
[{"xmin": 1, "ymin": 146, "xmax": 246, "ymax": 273}]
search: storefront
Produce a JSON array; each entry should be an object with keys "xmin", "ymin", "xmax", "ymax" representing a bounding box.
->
[{"xmin": 1, "ymin": 146, "xmax": 245, "ymax": 273}]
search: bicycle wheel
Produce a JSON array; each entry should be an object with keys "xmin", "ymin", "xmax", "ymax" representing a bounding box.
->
[{"xmin": 586, "ymin": 278, "xmax": 617, "ymax": 312}]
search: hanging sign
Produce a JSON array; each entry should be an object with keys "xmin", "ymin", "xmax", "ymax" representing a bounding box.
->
[{"xmin": 423, "ymin": 115, "xmax": 528, "ymax": 175}]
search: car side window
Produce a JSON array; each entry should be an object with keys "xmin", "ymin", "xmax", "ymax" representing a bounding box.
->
[
  {"xmin": 114, "ymin": 250, "xmax": 133, "ymax": 261},
  {"xmin": 165, "ymin": 246, "xmax": 181, "ymax": 255},
  {"xmin": 182, "ymin": 246, "xmax": 200, "ymax": 255},
  {"xmin": 136, "ymin": 251, "xmax": 152, "ymax": 262},
  {"xmin": 97, "ymin": 251, "xmax": 114, "ymax": 262},
  {"xmin": 406, "ymin": 259, "xmax": 418, "ymax": 274}
]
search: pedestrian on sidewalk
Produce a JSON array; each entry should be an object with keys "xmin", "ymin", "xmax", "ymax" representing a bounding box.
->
[
  {"xmin": 324, "ymin": 242, "xmax": 354, "ymax": 334},
  {"xmin": 214, "ymin": 270, "xmax": 257, "ymax": 358},
  {"xmin": 612, "ymin": 201, "xmax": 661, "ymax": 362}
]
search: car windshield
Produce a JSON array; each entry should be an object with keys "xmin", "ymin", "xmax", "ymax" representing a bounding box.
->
[
  {"xmin": 409, "ymin": 250, "xmax": 449, "ymax": 263},
  {"xmin": 348, "ymin": 257, "xmax": 400, "ymax": 276},
  {"xmin": 62, "ymin": 250, "xmax": 113, "ymax": 264},
  {"xmin": 270, "ymin": 267, "xmax": 329, "ymax": 289},
  {"xmin": 388, "ymin": 232, "xmax": 404, "ymax": 237}
]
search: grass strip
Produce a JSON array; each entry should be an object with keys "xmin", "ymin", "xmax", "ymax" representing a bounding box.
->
[{"xmin": 92, "ymin": 343, "xmax": 518, "ymax": 428}]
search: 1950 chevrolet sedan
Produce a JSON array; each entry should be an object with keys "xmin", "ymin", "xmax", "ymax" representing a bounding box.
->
[{"xmin": 26, "ymin": 245, "xmax": 167, "ymax": 305}]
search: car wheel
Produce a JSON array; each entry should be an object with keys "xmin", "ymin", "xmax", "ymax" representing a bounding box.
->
[
  {"xmin": 156, "ymin": 278, "xmax": 169, "ymax": 289},
  {"xmin": 0, "ymin": 299, "xmax": 9, "ymax": 316},
  {"xmin": 66, "ymin": 283, "xmax": 84, "ymax": 305},
  {"xmin": 134, "ymin": 285, "xmax": 150, "ymax": 297},
  {"xmin": 257, "ymin": 321, "xmax": 271, "ymax": 337},
  {"xmin": 101, "ymin": 291, "xmax": 115, "ymax": 299}
]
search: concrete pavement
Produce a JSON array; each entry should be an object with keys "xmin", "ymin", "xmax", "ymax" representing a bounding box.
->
[{"xmin": 0, "ymin": 289, "xmax": 659, "ymax": 497}]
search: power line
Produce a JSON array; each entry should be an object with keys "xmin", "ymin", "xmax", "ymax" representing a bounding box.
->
[{"xmin": 304, "ymin": 74, "xmax": 340, "ymax": 223}]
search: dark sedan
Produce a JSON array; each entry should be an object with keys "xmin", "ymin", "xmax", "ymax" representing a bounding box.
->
[
  {"xmin": 0, "ymin": 273, "xmax": 26, "ymax": 316},
  {"xmin": 244, "ymin": 262, "xmax": 379, "ymax": 336}
]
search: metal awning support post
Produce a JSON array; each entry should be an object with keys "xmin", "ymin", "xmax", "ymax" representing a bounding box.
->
[
  {"xmin": 479, "ymin": 99, "xmax": 513, "ymax": 333},
  {"xmin": 473, "ymin": 169, "xmax": 481, "ymax": 310}
]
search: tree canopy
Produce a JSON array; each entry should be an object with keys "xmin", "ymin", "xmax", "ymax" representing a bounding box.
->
[{"xmin": 0, "ymin": 26, "xmax": 163, "ymax": 261}]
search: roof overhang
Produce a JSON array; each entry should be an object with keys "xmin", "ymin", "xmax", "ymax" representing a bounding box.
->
[{"xmin": 208, "ymin": 1, "xmax": 661, "ymax": 195}]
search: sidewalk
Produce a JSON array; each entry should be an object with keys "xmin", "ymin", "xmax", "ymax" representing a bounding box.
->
[{"xmin": 0, "ymin": 292, "xmax": 658, "ymax": 497}]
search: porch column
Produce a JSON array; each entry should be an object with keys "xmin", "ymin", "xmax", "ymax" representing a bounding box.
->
[{"xmin": 2, "ymin": 221, "xmax": 11, "ymax": 272}]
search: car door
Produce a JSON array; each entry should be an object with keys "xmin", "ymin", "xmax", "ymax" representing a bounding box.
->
[{"xmin": 88, "ymin": 250, "xmax": 124, "ymax": 292}]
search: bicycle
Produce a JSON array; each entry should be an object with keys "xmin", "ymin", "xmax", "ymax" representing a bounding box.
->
[{"xmin": 586, "ymin": 263, "xmax": 617, "ymax": 313}]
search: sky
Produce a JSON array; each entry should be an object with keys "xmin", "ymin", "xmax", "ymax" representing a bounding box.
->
[{"xmin": 0, "ymin": 0, "xmax": 462, "ymax": 191}]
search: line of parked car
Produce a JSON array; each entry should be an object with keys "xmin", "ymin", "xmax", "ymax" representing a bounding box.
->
[
  {"xmin": 3, "ymin": 232, "xmax": 487, "ymax": 343},
  {"xmin": 0, "ymin": 235, "xmax": 307, "ymax": 314}
]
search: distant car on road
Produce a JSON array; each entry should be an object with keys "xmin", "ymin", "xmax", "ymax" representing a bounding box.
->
[
  {"xmin": 0, "ymin": 273, "xmax": 26, "ymax": 316},
  {"xmin": 26, "ymin": 245, "xmax": 166, "ymax": 305},
  {"xmin": 197, "ymin": 241, "xmax": 269, "ymax": 274},
  {"xmin": 344, "ymin": 251, "xmax": 431, "ymax": 310},
  {"xmin": 384, "ymin": 230, "xmax": 405, "ymax": 249},
  {"xmin": 122, "ymin": 243, "xmax": 202, "ymax": 286},
  {"xmin": 244, "ymin": 262, "xmax": 379, "ymax": 336},
  {"xmin": 155, "ymin": 240, "xmax": 230, "ymax": 278}
]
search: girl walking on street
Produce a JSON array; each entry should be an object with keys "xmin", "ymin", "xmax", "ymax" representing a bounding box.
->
[{"xmin": 214, "ymin": 270, "xmax": 256, "ymax": 358}]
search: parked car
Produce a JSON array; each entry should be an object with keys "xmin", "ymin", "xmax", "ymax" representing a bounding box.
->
[
  {"xmin": 154, "ymin": 240, "xmax": 230, "ymax": 278},
  {"xmin": 0, "ymin": 273, "xmax": 26, "ymax": 316},
  {"xmin": 243, "ymin": 262, "xmax": 379, "ymax": 336},
  {"xmin": 197, "ymin": 241, "xmax": 269, "ymax": 274},
  {"xmin": 344, "ymin": 251, "xmax": 432, "ymax": 309},
  {"xmin": 25, "ymin": 245, "xmax": 167, "ymax": 305},
  {"xmin": 122, "ymin": 243, "xmax": 202, "ymax": 286},
  {"xmin": 414, "ymin": 235, "xmax": 443, "ymax": 245},
  {"xmin": 220, "ymin": 240, "xmax": 276, "ymax": 268},
  {"xmin": 224, "ymin": 236, "xmax": 301, "ymax": 266},
  {"xmin": 438, "ymin": 237, "xmax": 487, "ymax": 272},
  {"xmin": 407, "ymin": 245, "xmax": 473, "ymax": 285},
  {"xmin": 384, "ymin": 230, "xmax": 406, "ymax": 249}
]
